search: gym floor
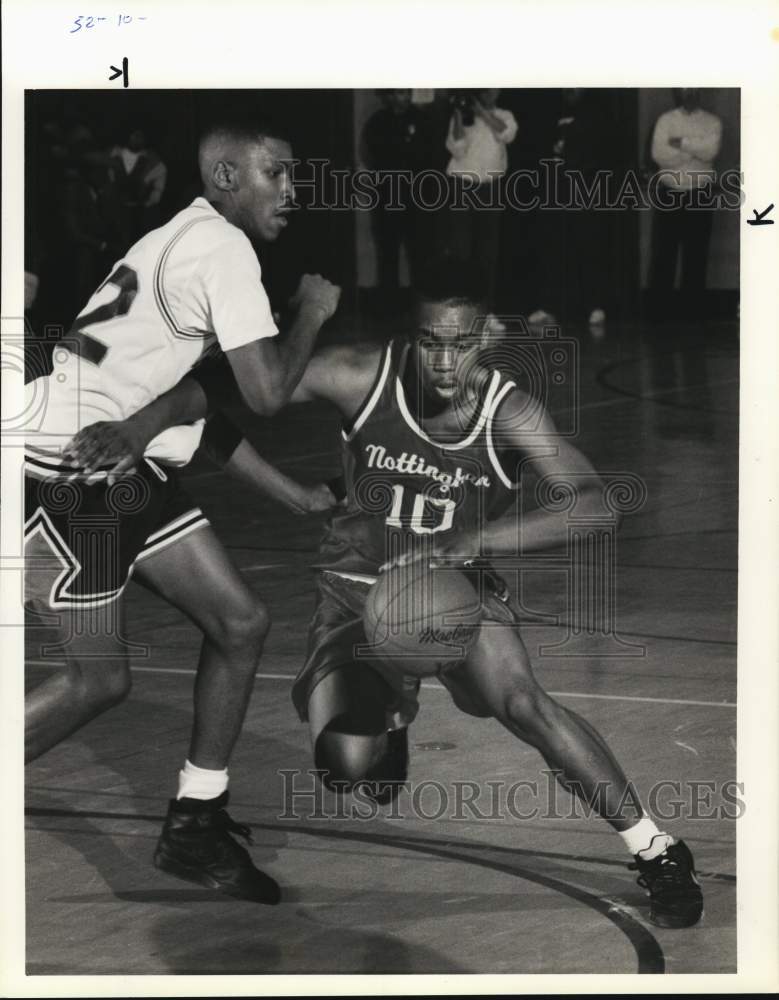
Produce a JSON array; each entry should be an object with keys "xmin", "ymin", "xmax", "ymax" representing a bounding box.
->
[{"xmin": 24, "ymin": 311, "xmax": 738, "ymax": 976}]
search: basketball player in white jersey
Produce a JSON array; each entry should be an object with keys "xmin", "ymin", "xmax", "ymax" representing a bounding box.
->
[
  {"xmin": 70, "ymin": 259, "xmax": 704, "ymax": 928},
  {"xmin": 24, "ymin": 116, "xmax": 340, "ymax": 903}
]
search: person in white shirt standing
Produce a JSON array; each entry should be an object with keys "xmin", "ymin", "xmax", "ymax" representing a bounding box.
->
[
  {"xmin": 648, "ymin": 88, "xmax": 723, "ymax": 319},
  {"xmin": 110, "ymin": 127, "xmax": 169, "ymax": 243},
  {"xmin": 24, "ymin": 116, "xmax": 340, "ymax": 904},
  {"xmin": 445, "ymin": 89, "xmax": 518, "ymax": 302}
]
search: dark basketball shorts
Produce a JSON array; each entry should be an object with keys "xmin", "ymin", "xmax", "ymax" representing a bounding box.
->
[
  {"xmin": 291, "ymin": 566, "xmax": 521, "ymax": 729},
  {"xmin": 24, "ymin": 451, "xmax": 209, "ymax": 611}
]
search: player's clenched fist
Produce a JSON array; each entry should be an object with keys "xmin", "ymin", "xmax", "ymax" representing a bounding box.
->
[{"xmin": 290, "ymin": 273, "xmax": 341, "ymax": 322}]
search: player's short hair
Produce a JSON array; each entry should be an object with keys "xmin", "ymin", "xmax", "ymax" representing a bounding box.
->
[
  {"xmin": 414, "ymin": 256, "xmax": 489, "ymax": 311},
  {"xmin": 198, "ymin": 114, "xmax": 291, "ymax": 157}
]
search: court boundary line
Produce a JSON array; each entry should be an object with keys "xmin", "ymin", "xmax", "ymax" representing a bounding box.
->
[{"xmin": 24, "ymin": 660, "xmax": 736, "ymax": 708}]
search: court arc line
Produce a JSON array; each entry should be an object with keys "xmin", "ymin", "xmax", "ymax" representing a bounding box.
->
[
  {"xmin": 270, "ymin": 826, "xmax": 660, "ymax": 974},
  {"xmin": 23, "ymin": 805, "xmax": 665, "ymax": 974},
  {"xmin": 23, "ymin": 793, "xmax": 736, "ymax": 883},
  {"xmin": 24, "ymin": 661, "xmax": 736, "ymax": 708},
  {"xmin": 557, "ymin": 375, "xmax": 739, "ymax": 417},
  {"xmin": 594, "ymin": 345, "xmax": 739, "ymax": 415}
]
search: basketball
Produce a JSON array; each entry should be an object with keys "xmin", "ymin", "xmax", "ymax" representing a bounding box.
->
[{"xmin": 362, "ymin": 562, "xmax": 483, "ymax": 677}]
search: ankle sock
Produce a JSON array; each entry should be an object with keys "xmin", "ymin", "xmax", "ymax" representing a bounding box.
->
[
  {"xmin": 619, "ymin": 816, "xmax": 673, "ymax": 859},
  {"xmin": 177, "ymin": 759, "xmax": 228, "ymax": 801}
]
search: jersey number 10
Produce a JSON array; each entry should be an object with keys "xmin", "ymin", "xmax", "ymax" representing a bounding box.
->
[{"xmin": 385, "ymin": 484, "xmax": 455, "ymax": 535}]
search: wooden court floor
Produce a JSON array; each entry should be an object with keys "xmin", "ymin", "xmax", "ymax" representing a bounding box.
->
[{"xmin": 24, "ymin": 316, "xmax": 738, "ymax": 975}]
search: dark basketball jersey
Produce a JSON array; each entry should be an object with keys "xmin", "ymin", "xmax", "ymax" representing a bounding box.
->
[{"xmin": 316, "ymin": 339, "xmax": 520, "ymax": 577}]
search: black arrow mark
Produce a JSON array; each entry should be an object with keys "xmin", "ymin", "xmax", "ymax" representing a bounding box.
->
[
  {"xmin": 108, "ymin": 57, "xmax": 129, "ymax": 88},
  {"xmin": 746, "ymin": 203, "xmax": 774, "ymax": 226}
]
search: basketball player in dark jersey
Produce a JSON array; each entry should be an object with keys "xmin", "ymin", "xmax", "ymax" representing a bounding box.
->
[{"xmin": 67, "ymin": 259, "xmax": 704, "ymax": 929}]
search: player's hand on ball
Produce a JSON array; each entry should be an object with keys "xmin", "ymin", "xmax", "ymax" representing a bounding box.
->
[
  {"xmin": 379, "ymin": 532, "xmax": 481, "ymax": 574},
  {"xmin": 290, "ymin": 274, "xmax": 341, "ymax": 322},
  {"xmin": 429, "ymin": 530, "xmax": 482, "ymax": 569},
  {"xmin": 379, "ymin": 549, "xmax": 424, "ymax": 573},
  {"xmin": 62, "ymin": 420, "xmax": 145, "ymax": 484}
]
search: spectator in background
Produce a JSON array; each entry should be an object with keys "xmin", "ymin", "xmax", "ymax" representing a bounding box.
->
[
  {"xmin": 649, "ymin": 88, "xmax": 722, "ymax": 320},
  {"xmin": 60, "ymin": 141, "xmax": 123, "ymax": 322},
  {"xmin": 24, "ymin": 271, "xmax": 40, "ymax": 312},
  {"xmin": 529, "ymin": 88, "xmax": 610, "ymax": 328},
  {"xmin": 361, "ymin": 90, "xmax": 426, "ymax": 306},
  {"xmin": 111, "ymin": 127, "xmax": 168, "ymax": 245},
  {"xmin": 29, "ymin": 120, "xmax": 71, "ymax": 330},
  {"xmin": 445, "ymin": 88, "xmax": 517, "ymax": 303}
]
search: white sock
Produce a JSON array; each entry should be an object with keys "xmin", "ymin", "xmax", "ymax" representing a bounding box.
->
[
  {"xmin": 619, "ymin": 816, "xmax": 673, "ymax": 859},
  {"xmin": 177, "ymin": 759, "xmax": 228, "ymax": 801}
]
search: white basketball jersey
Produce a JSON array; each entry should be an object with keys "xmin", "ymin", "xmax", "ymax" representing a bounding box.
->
[{"xmin": 26, "ymin": 197, "xmax": 278, "ymax": 466}]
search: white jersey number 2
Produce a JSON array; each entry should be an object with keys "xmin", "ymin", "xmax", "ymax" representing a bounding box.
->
[{"xmin": 386, "ymin": 484, "xmax": 455, "ymax": 535}]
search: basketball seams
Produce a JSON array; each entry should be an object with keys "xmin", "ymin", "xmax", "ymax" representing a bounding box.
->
[{"xmin": 364, "ymin": 564, "xmax": 482, "ymax": 672}]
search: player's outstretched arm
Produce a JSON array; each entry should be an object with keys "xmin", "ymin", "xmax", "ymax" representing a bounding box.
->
[
  {"xmin": 176, "ymin": 340, "xmax": 384, "ymax": 420},
  {"xmin": 64, "ymin": 335, "xmax": 384, "ymax": 478},
  {"xmin": 289, "ymin": 341, "xmax": 384, "ymax": 418},
  {"xmin": 223, "ymin": 274, "xmax": 341, "ymax": 417},
  {"xmin": 65, "ymin": 336, "xmax": 382, "ymax": 492},
  {"xmin": 64, "ymin": 378, "xmax": 336, "ymax": 514},
  {"xmin": 438, "ymin": 387, "xmax": 608, "ymax": 562},
  {"xmin": 62, "ymin": 377, "xmax": 208, "ymax": 482},
  {"xmin": 203, "ymin": 414, "xmax": 336, "ymax": 515}
]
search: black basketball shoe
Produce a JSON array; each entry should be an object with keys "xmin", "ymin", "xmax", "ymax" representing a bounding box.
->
[
  {"xmin": 154, "ymin": 791, "xmax": 280, "ymax": 904},
  {"xmin": 629, "ymin": 837, "xmax": 703, "ymax": 928}
]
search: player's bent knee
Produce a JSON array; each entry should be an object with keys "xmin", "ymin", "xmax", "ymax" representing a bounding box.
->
[
  {"xmin": 72, "ymin": 660, "xmax": 132, "ymax": 710},
  {"xmin": 102, "ymin": 664, "xmax": 132, "ymax": 707},
  {"xmin": 501, "ymin": 685, "xmax": 549, "ymax": 733},
  {"xmin": 208, "ymin": 596, "xmax": 270, "ymax": 652}
]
